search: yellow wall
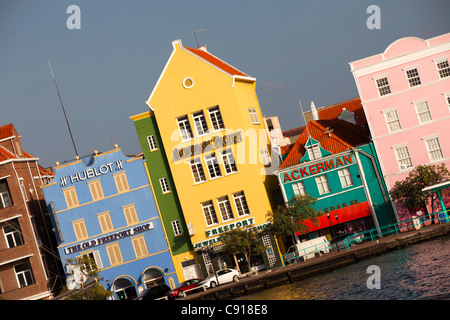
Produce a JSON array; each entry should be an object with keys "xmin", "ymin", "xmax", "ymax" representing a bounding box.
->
[{"xmin": 148, "ymin": 40, "xmax": 276, "ymax": 252}]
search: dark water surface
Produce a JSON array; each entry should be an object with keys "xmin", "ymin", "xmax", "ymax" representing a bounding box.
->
[{"xmin": 238, "ymin": 235, "xmax": 450, "ymax": 300}]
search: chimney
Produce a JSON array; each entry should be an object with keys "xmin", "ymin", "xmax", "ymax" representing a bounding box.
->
[{"xmin": 311, "ymin": 101, "xmax": 319, "ymax": 120}]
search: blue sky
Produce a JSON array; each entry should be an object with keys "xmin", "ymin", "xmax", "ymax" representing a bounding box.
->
[{"xmin": 1, "ymin": 0, "xmax": 449, "ymax": 167}]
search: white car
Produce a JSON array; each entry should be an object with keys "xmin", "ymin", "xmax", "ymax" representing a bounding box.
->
[{"xmin": 199, "ymin": 268, "xmax": 240, "ymax": 289}]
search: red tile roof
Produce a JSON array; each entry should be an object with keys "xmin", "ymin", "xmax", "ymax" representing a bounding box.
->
[
  {"xmin": 279, "ymin": 119, "xmax": 369, "ymax": 169},
  {"xmin": 0, "ymin": 123, "xmax": 15, "ymax": 140},
  {"xmin": 0, "ymin": 123, "xmax": 44, "ymax": 164},
  {"xmin": 314, "ymin": 97, "xmax": 367, "ymax": 127},
  {"xmin": 184, "ymin": 46, "xmax": 249, "ymax": 77}
]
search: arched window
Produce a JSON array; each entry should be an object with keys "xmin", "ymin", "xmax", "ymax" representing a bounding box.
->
[
  {"xmin": 142, "ymin": 268, "xmax": 165, "ymax": 288},
  {"xmin": 113, "ymin": 277, "xmax": 137, "ymax": 300}
]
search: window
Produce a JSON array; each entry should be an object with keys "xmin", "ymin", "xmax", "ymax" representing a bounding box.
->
[
  {"xmin": 78, "ymin": 251, "xmax": 103, "ymax": 270},
  {"xmin": 0, "ymin": 179, "xmax": 13, "ymax": 209},
  {"xmin": 208, "ymin": 106, "xmax": 225, "ymax": 131},
  {"xmin": 177, "ymin": 115, "xmax": 193, "ymax": 141},
  {"xmin": 425, "ymin": 137, "xmax": 444, "ymax": 162},
  {"xmin": 384, "ymin": 109, "xmax": 401, "ymax": 132},
  {"xmin": 376, "ymin": 77, "xmax": 391, "ymax": 96},
  {"xmin": 233, "ymin": 191, "xmax": 250, "ymax": 217},
  {"xmin": 221, "ymin": 149, "xmax": 237, "ymax": 174},
  {"xmin": 260, "ymin": 149, "xmax": 271, "ymax": 167},
  {"xmin": 436, "ymin": 58, "xmax": 450, "ymax": 78},
  {"xmin": 406, "ymin": 68, "xmax": 421, "ymax": 87},
  {"xmin": 415, "ymin": 101, "xmax": 432, "ymax": 124},
  {"xmin": 249, "ymin": 108, "xmax": 259, "ymax": 124},
  {"xmin": 202, "ymin": 200, "xmax": 218, "ymax": 226},
  {"xmin": 292, "ymin": 181, "xmax": 306, "ymax": 196},
  {"xmin": 171, "ymin": 220, "xmax": 182, "ymax": 236},
  {"xmin": 190, "ymin": 158, "xmax": 206, "ymax": 183},
  {"xmin": 338, "ymin": 168, "xmax": 354, "ymax": 188},
  {"xmin": 159, "ymin": 177, "xmax": 170, "ymax": 193},
  {"xmin": 205, "ymin": 154, "xmax": 222, "ymax": 179},
  {"xmin": 14, "ymin": 262, "xmax": 34, "ymax": 288},
  {"xmin": 394, "ymin": 145, "xmax": 413, "ymax": 170},
  {"xmin": 106, "ymin": 243, "xmax": 123, "ymax": 266},
  {"xmin": 3, "ymin": 220, "xmax": 24, "ymax": 248},
  {"xmin": 63, "ymin": 187, "xmax": 79, "ymax": 208},
  {"xmin": 315, "ymin": 175, "xmax": 331, "ymax": 195},
  {"xmin": 217, "ymin": 196, "xmax": 234, "ymax": 221},
  {"xmin": 123, "ymin": 204, "xmax": 139, "ymax": 226},
  {"xmin": 114, "ymin": 172, "xmax": 129, "ymax": 193},
  {"xmin": 132, "ymin": 236, "xmax": 148, "ymax": 259},
  {"xmin": 193, "ymin": 110, "xmax": 209, "ymax": 136},
  {"xmin": 98, "ymin": 212, "xmax": 114, "ymax": 233},
  {"xmin": 73, "ymin": 219, "xmax": 88, "ymax": 241},
  {"xmin": 446, "ymin": 94, "xmax": 450, "ymax": 108},
  {"xmin": 307, "ymin": 145, "xmax": 321, "ymax": 160},
  {"xmin": 88, "ymin": 180, "xmax": 104, "ymax": 201},
  {"xmin": 147, "ymin": 135, "xmax": 158, "ymax": 151}
]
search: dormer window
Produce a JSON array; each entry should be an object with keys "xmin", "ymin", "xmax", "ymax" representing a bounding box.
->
[{"xmin": 307, "ymin": 144, "xmax": 321, "ymax": 160}]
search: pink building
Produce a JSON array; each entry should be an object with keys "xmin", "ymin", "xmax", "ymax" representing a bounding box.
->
[{"xmin": 349, "ymin": 33, "xmax": 450, "ymax": 221}]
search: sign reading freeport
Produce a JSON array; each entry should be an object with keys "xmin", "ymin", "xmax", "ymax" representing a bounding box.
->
[{"xmin": 64, "ymin": 222, "xmax": 153, "ymax": 254}]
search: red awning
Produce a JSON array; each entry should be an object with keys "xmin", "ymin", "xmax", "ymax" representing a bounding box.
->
[{"xmin": 297, "ymin": 201, "xmax": 371, "ymax": 235}]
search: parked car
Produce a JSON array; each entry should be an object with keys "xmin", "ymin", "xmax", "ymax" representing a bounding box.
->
[
  {"xmin": 330, "ymin": 232, "xmax": 362, "ymax": 251},
  {"xmin": 166, "ymin": 278, "xmax": 203, "ymax": 299},
  {"xmin": 135, "ymin": 284, "xmax": 170, "ymax": 300},
  {"xmin": 198, "ymin": 268, "xmax": 240, "ymax": 289}
]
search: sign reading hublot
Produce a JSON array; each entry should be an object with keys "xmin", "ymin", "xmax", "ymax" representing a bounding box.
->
[{"xmin": 60, "ymin": 160, "xmax": 124, "ymax": 186}]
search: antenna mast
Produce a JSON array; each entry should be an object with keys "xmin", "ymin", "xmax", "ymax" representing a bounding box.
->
[
  {"xmin": 48, "ymin": 60, "xmax": 79, "ymax": 158},
  {"xmin": 299, "ymin": 99, "xmax": 311, "ymax": 138},
  {"xmin": 188, "ymin": 28, "xmax": 206, "ymax": 48}
]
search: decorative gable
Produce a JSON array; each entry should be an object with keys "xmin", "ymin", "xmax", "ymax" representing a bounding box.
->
[{"xmin": 299, "ymin": 136, "xmax": 332, "ymax": 163}]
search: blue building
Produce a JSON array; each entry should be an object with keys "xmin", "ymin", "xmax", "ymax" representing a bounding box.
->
[{"xmin": 42, "ymin": 146, "xmax": 178, "ymax": 300}]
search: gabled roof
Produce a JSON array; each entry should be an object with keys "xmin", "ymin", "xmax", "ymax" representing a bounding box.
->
[
  {"xmin": 313, "ymin": 97, "xmax": 367, "ymax": 127},
  {"xmin": 184, "ymin": 46, "xmax": 249, "ymax": 77},
  {"xmin": 279, "ymin": 119, "xmax": 369, "ymax": 169},
  {"xmin": 0, "ymin": 123, "xmax": 40, "ymax": 163},
  {"xmin": 0, "ymin": 123, "xmax": 16, "ymax": 140}
]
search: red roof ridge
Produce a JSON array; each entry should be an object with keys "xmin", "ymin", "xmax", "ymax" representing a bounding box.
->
[{"xmin": 311, "ymin": 120, "xmax": 354, "ymax": 150}]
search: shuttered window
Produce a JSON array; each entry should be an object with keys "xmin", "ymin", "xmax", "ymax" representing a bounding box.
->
[
  {"xmin": 63, "ymin": 187, "xmax": 79, "ymax": 208},
  {"xmin": 114, "ymin": 172, "xmax": 129, "ymax": 193},
  {"xmin": 106, "ymin": 243, "xmax": 123, "ymax": 266},
  {"xmin": 98, "ymin": 212, "xmax": 114, "ymax": 233},
  {"xmin": 72, "ymin": 219, "xmax": 88, "ymax": 241},
  {"xmin": 132, "ymin": 236, "xmax": 149, "ymax": 258},
  {"xmin": 123, "ymin": 204, "xmax": 139, "ymax": 226}
]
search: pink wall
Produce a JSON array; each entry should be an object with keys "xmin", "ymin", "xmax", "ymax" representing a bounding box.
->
[{"xmin": 350, "ymin": 33, "xmax": 450, "ymax": 221}]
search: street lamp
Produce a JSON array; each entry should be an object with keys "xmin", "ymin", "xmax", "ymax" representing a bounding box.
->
[
  {"xmin": 326, "ymin": 212, "xmax": 333, "ymax": 238},
  {"xmin": 334, "ymin": 213, "xmax": 340, "ymax": 252}
]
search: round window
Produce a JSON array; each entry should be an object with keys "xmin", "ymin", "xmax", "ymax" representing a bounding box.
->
[{"xmin": 183, "ymin": 77, "xmax": 194, "ymax": 89}]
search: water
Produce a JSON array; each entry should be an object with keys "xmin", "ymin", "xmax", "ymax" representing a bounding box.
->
[{"xmin": 238, "ymin": 235, "xmax": 450, "ymax": 300}]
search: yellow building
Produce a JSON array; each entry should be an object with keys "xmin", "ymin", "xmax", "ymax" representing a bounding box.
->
[{"xmin": 145, "ymin": 40, "xmax": 283, "ymax": 275}]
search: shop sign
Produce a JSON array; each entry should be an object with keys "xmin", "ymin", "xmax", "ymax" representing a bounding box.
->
[
  {"xmin": 282, "ymin": 154, "xmax": 353, "ymax": 183},
  {"xmin": 205, "ymin": 217, "xmax": 255, "ymax": 238},
  {"xmin": 60, "ymin": 160, "xmax": 124, "ymax": 186},
  {"xmin": 193, "ymin": 221, "xmax": 272, "ymax": 251},
  {"xmin": 172, "ymin": 131, "xmax": 243, "ymax": 161},
  {"xmin": 64, "ymin": 222, "xmax": 153, "ymax": 254}
]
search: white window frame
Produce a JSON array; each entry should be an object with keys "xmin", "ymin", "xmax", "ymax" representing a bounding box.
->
[
  {"xmin": 248, "ymin": 108, "xmax": 259, "ymax": 124},
  {"xmin": 444, "ymin": 92, "xmax": 450, "ymax": 109},
  {"xmin": 221, "ymin": 149, "xmax": 237, "ymax": 174},
  {"xmin": 217, "ymin": 196, "xmax": 234, "ymax": 222},
  {"xmin": 307, "ymin": 145, "xmax": 321, "ymax": 160},
  {"xmin": 3, "ymin": 220, "xmax": 24, "ymax": 248},
  {"xmin": 405, "ymin": 67, "xmax": 421, "ymax": 87},
  {"xmin": 0, "ymin": 179, "xmax": 13, "ymax": 209},
  {"xmin": 424, "ymin": 136, "xmax": 444, "ymax": 162},
  {"xmin": 292, "ymin": 181, "xmax": 306, "ymax": 196},
  {"xmin": 414, "ymin": 100, "xmax": 432, "ymax": 124},
  {"xmin": 190, "ymin": 158, "xmax": 207, "ymax": 183},
  {"xmin": 260, "ymin": 149, "xmax": 271, "ymax": 167},
  {"xmin": 393, "ymin": 144, "xmax": 413, "ymax": 171},
  {"xmin": 177, "ymin": 115, "xmax": 193, "ymax": 141},
  {"xmin": 14, "ymin": 262, "xmax": 34, "ymax": 288},
  {"xmin": 159, "ymin": 177, "xmax": 170, "ymax": 194},
  {"xmin": 338, "ymin": 167, "xmax": 354, "ymax": 188},
  {"xmin": 192, "ymin": 110, "xmax": 209, "ymax": 136},
  {"xmin": 233, "ymin": 191, "xmax": 250, "ymax": 217},
  {"xmin": 208, "ymin": 106, "xmax": 225, "ymax": 131},
  {"xmin": 202, "ymin": 200, "xmax": 219, "ymax": 226},
  {"xmin": 436, "ymin": 58, "xmax": 450, "ymax": 79},
  {"xmin": 315, "ymin": 175, "xmax": 331, "ymax": 195},
  {"xmin": 147, "ymin": 135, "xmax": 158, "ymax": 151},
  {"xmin": 375, "ymin": 76, "xmax": 391, "ymax": 96},
  {"xmin": 171, "ymin": 220, "xmax": 183, "ymax": 236},
  {"xmin": 383, "ymin": 108, "xmax": 402, "ymax": 133},
  {"xmin": 205, "ymin": 154, "xmax": 222, "ymax": 179}
]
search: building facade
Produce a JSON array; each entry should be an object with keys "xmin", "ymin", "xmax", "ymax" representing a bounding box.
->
[
  {"xmin": 276, "ymin": 101, "xmax": 394, "ymax": 242},
  {"xmin": 138, "ymin": 40, "xmax": 283, "ymax": 276},
  {"xmin": 131, "ymin": 111, "xmax": 199, "ymax": 282},
  {"xmin": 349, "ymin": 33, "xmax": 450, "ymax": 221},
  {"xmin": 0, "ymin": 123, "xmax": 63, "ymax": 300},
  {"xmin": 41, "ymin": 146, "xmax": 178, "ymax": 300}
]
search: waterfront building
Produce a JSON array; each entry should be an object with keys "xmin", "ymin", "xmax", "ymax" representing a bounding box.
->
[
  {"xmin": 349, "ymin": 33, "xmax": 450, "ymax": 221},
  {"xmin": 0, "ymin": 123, "xmax": 63, "ymax": 300},
  {"xmin": 275, "ymin": 99, "xmax": 394, "ymax": 242},
  {"xmin": 41, "ymin": 146, "xmax": 178, "ymax": 300},
  {"xmin": 134, "ymin": 39, "xmax": 283, "ymax": 276}
]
